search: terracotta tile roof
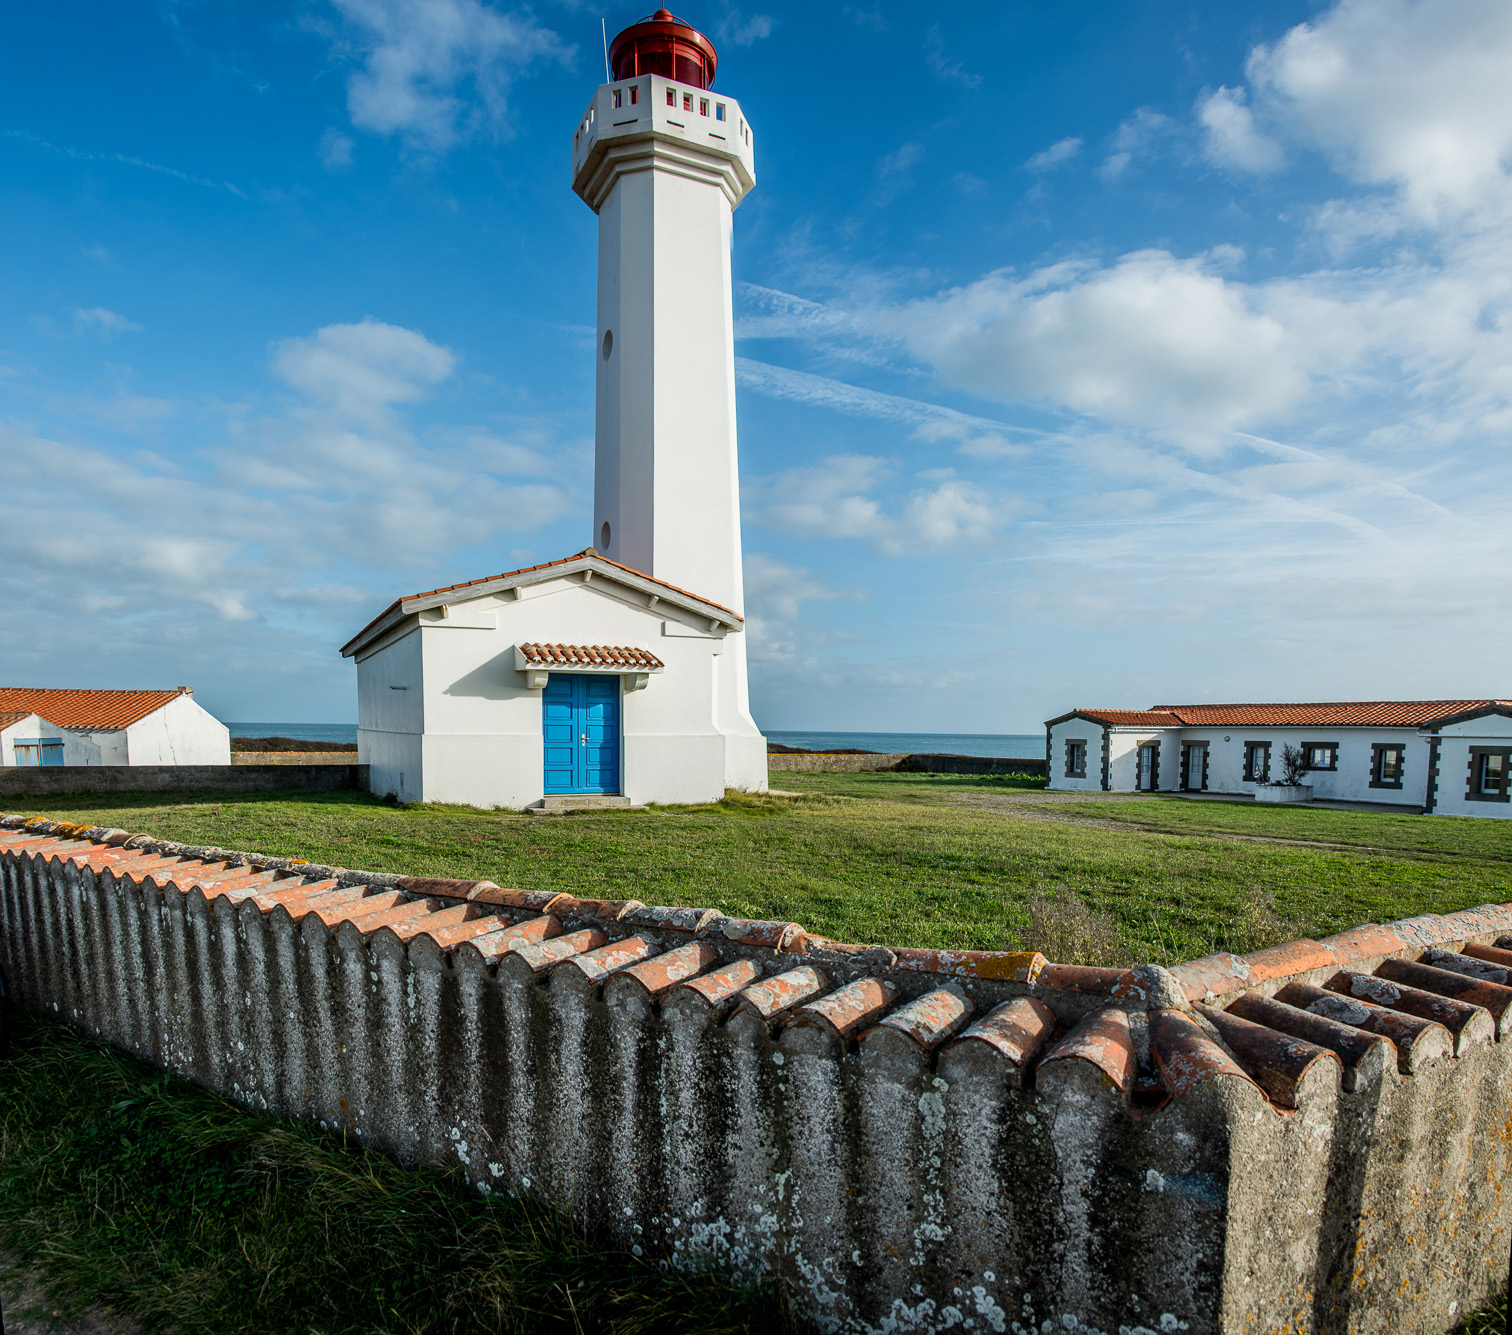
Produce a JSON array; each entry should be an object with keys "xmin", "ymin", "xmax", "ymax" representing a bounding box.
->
[
  {"xmin": 0, "ymin": 711, "xmax": 36, "ymax": 730},
  {"xmin": 1070, "ymin": 709, "xmax": 1182, "ymax": 726},
  {"xmin": 517, "ymin": 643, "xmax": 664, "ymax": 670},
  {"xmin": 1065, "ymin": 700, "xmax": 1506, "ymax": 728},
  {"xmin": 0, "ymin": 688, "xmax": 189, "ymax": 731},
  {"xmin": 1150, "ymin": 700, "xmax": 1503, "ymax": 727},
  {"xmin": 344, "ymin": 548, "xmax": 741, "ymax": 657}
]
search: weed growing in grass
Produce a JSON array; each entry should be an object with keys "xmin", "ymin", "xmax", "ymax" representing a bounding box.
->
[
  {"xmin": 1017, "ymin": 891, "xmax": 1135, "ymax": 966},
  {"xmin": 0, "ymin": 1011, "xmax": 781, "ymax": 1335}
]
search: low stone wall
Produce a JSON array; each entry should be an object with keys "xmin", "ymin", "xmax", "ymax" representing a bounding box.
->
[
  {"xmin": 1, "ymin": 811, "xmax": 1509, "ymax": 1334},
  {"xmin": 231, "ymin": 752, "xmax": 360, "ymax": 766},
  {"xmin": 768, "ymin": 752, "xmax": 1047, "ymax": 776},
  {"xmin": 766, "ymin": 753, "xmax": 906, "ymax": 772},
  {"xmin": 0, "ymin": 764, "xmax": 366, "ymax": 797}
]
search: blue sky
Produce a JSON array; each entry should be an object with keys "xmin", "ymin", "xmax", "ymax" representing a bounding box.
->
[{"xmin": 2, "ymin": 0, "xmax": 1508, "ymax": 732}]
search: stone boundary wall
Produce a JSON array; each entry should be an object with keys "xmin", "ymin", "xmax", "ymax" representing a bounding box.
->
[
  {"xmin": 0, "ymin": 764, "xmax": 366, "ymax": 798},
  {"xmin": 230, "ymin": 752, "xmax": 360, "ymax": 767},
  {"xmin": 1, "ymin": 811, "xmax": 1509, "ymax": 1334},
  {"xmin": 769, "ymin": 752, "xmax": 1047, "ymax": 777}
]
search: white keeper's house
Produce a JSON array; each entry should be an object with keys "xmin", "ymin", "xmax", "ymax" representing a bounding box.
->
[
  {"xmin": 341, "ymin": 10, "xmax": 767, "ymax": 810},
  {"xmin": 0, "ymin": 687, "xmax": 230, "ymax": 767},
  {"xmin": 1045, "ymin": 700, "xmax": 1512, "ymax": 818}
]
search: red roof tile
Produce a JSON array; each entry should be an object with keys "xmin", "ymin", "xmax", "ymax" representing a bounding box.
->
[
  {"xmin": 0, "ymin": 711, "xmax": 35, "ymax": 729},
  {"xmin": 0, "ymin": 688, "xmax": 190, "ymax": 731},
  {"xmin": 1071, "ymin": 700, "xmax": 1505, "ymax": 728},
  {"xmin": 518, "ymin": 643, "xmax": 664, "ymax": 670},
  {"xmin": 1071, "ymin": 709, "xmax": 1182, "ymax": 726},
  {"xmin": 344, "ymin": 548, "xmax": 741, "ymax": 656}
]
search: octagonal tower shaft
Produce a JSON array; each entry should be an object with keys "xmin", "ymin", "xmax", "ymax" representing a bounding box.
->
[{"xmin": 572, "ymin": 74, "xmax": 755, "ymax": 616}]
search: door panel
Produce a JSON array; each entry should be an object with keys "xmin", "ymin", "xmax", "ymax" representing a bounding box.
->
[{"xmin": 542, "ymin": 673, "xmax": 621, "ymax": 794}]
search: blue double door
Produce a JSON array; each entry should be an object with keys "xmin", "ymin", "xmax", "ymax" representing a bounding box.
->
[{"xmin": 542, "ymin": 673, "xmax": 621, "ymax": 794}]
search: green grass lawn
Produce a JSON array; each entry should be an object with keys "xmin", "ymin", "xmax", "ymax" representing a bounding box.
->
[
  {"xmin": 4, "ymin": 773, "xmax": 1510, "ymax": 965},
  {"xmin": 3, "ymin": 775, "xmax": 1509, "ymax": 1334}
]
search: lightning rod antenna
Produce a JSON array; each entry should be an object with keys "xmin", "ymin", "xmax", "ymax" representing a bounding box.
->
[{"xmin": 602, "ymin": 17, "xmax": 611, "ymax": 82}]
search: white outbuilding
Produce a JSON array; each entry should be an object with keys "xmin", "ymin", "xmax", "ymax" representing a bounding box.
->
[
  {"xmin": 0, "ymin": 687, "xmax": 230, "ymax": 766},
  {"xmin": 340, "ymin": 548, "xmax": 763, "ymax": 808},
  {"xmin": 342, "ymin": 11, "xmax": 769, "ymax": 810},
  {"xmin": 1044, "ymin": 700, "xmax": 1512, "ymax": 817}
]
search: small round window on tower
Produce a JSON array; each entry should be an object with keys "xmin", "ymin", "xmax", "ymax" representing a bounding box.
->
[
  {"xmin": 600, "ymin": 521, "xmax": 611, "ymax": 550},
  {"xmin": 602, "ymin": 329, "xmax": 614, "ymax": 360}
]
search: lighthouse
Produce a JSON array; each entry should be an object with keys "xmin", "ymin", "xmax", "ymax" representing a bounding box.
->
[
  {"xmin": 343, "ymin": 9, "xmax": 767, "ymax": 808},
  {"xmin": 572, "ymin": 10, "xmax": 753, "ymax": 615}
]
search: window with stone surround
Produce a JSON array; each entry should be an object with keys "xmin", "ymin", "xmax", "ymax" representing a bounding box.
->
[
  {"xmin": 1468, "ymin": 747, "xmax": 1512, "ymax": 803},
  {"xmin": 1370, "ymin": 743, "xmax": 1405, "ymax": 789},
  {"xmin": 1243, "ymin": 741, "xmax": 1270, "ymax": 782},
  {"xmin": 1303, "ymin": 742, "xmax": 1338, "ymax": 771},
  {"xmin": 1064, "ymin": 739, "xmax": 1087, "ymax": 778}
]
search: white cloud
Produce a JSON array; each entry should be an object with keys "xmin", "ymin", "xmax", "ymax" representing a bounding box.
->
[
  {"xmin": 320, "ymin": 128, "xmax": 355, "ymax": 169},
  {"xmin": 734, "ymin": 357, "xmax": 1035, "ymax": 457},
  {"xmin": 877, "ymin": 142, "xmax": 924, "ymax": 177},
  {"xmin": 271, "ymin": 318, "xmax": 456, "ymax": 423},
  {"xmin": 1025, "ymin": 137, "xmax": 1083, "ymax": 172},
  {"xmin": 924, "ymin": 25, "xmax": 980, "ymax": 88},
  {"xmin": 1247, "ymin": 0, "xmax": 1512, "ymax": 223},
  {"xmin": 747, "ymin": 454, "xmax": 1014, "ymax": 554},
  {"xmin": 73, "ymin": 307, "xmax": 142, "ymax": 337},
  {"xmin": 327, "ymin": 0, "xmax": 572, "ymax": 152},
  {"xmin": 1098, "ymin": 108, "xmax": 1171, "ymax": 180},
  {"xmin": 717, "ymin": 6, "xmax": 775, "ymax": 46},
  {"xmin": 894, "ymin": 250, "xmax": 1305, "ymax": 433},
  {"xmin": 742, "ymin": 553, "xmax": 855, "ymax": 665},
  {"xmin": 1196, "ymin": 86, "xmax": 1283, "ymax": 173}
]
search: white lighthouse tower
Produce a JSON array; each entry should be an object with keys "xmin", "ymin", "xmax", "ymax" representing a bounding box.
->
[
  {"xmin": 571, "ymin": 9, "xmax": 765, "ymax": 791},
  {"xmin": 343, "ymin": 9, "xmax": 766, "ymax": 808}
]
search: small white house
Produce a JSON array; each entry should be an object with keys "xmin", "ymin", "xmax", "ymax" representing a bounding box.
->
[
  {"xmin": 340, "ymin": 549, "xmax": 766, "ymax": 808},
  {"xmin": 0, "ymin": 711, "xmax": 94, "ymax": 766},
  {"xmin": 0, "ymin": 688, "xmax": 230, "ymax": 766},
  {"xmin": 1045, "ymin": 699, "xmax": 1512, "ymax": 817}
]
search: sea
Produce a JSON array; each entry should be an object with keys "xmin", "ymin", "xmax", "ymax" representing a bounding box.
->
[{"xmin": 226, "ymin": 722, "xmax": 1044, "ymax": 759}]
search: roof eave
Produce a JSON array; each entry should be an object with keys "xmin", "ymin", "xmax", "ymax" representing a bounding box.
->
[{"xmin": 341, "ymin": 554, "xmax": 743, "ymax": 660}]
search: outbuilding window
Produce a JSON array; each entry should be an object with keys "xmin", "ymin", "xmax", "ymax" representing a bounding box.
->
[
  {"xmin": 1468, "ymin": 748, "xmax": 1511, "ymax": 803},
  {"xmin": 1243, "ymin": 741, "xmax": 1271, "ymax": 782},
  {"xmin": 1370, "ymin": 744, "xmax": 1405, "ymax": 789},
  {"xmin": 1303, "ymin": 743, "xmax": 1338, "ymax": 771},
  {"xmin": 1064, "ymin": 739, "xmax": 1087, "ymax": 778}
]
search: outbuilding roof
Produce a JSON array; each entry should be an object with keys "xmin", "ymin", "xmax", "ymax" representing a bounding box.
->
[
  {"xmin": 1054, "ymin": 700, "xmax": 1509, "ymax": 729},
  {"xmin": 0, "ymin": 688, "xmax": 191, "ymax": 731},
  {"xmin": 0, "ymin": 711, "xmax": 34, "ymax": 729},
  {"xmin": 342, "ymin": 548, "xmax": 743, "ymax": 659},
  {"xmin": 517, "ymin": 643, "xmax": 665, "ymax": 670}
]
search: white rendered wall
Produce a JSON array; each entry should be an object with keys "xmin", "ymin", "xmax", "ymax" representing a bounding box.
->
[
  {"xmin": 1044, "ymin": 720, "xmax": 1105, "ymax": 792},
  {"xmin": 0, "ymin": 714, "xmax": 97, "ymax": 766},
  {"xmin": 120, "ymin": 695, "xmax": 231, "ymax": 765},
  {"xmin": 354, "ymin": 576, "xmax": 763, "ymax": 809},
  {"xmin": 1172, "ymin": 728, "xmax": 1430, "ymax": 804},
  {"xmin": 357, "ymin": 628, "xmax": 425, "ymax": 802},
  {"xmin": 1430, "ymin": 715, "xmax": 1512, "ymax": 819},
  {"xmin": 577, "ymin": 76, "xmax": 753, "ymax": 618}
]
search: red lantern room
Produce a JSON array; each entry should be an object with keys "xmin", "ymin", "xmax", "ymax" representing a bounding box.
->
[{"xmin": 608, "ymin": 9, "xmax": 719, "ymax": 90}]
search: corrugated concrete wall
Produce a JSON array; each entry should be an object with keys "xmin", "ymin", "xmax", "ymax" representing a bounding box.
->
[
  {"xmin": 1, "ymin": 811, "xmax": 1509, "ymax": 1334},
  {"xmin": 0, "ymin": 764, "xmax": 366, "ymax": 797}
]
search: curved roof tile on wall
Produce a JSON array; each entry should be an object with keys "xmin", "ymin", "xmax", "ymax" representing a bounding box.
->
[
  {"xmin": 518, "ymin": 643, "xmax": 665, "ymax": 670},
  {"xmin": 0, "ymin": 688, "xmax": 187, "ymax": 731}
]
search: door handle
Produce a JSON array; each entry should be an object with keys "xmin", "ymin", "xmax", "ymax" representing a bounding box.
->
[{"xmin": 580, "ymin": 733, "xmax": 587, "ymax": 745}]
